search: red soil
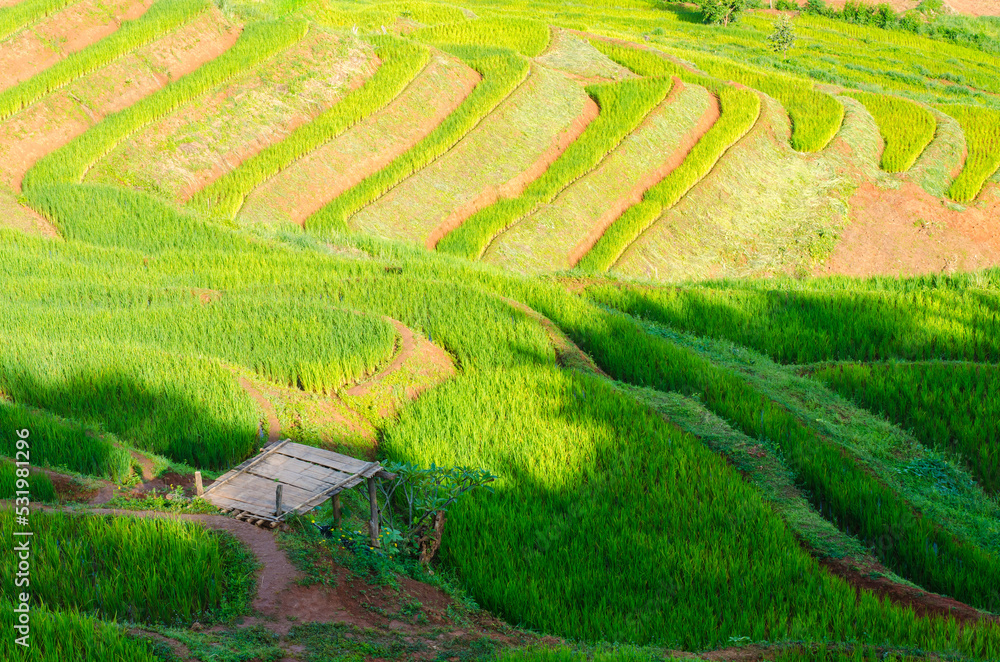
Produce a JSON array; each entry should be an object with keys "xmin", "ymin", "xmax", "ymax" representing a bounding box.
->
[
  {"xmin": 345, "ymin": 317, "xmax": 454, "ymax": 400},
  {"xmin": 0, "ymin": 8, "xmax": 239, "ymax": 191},
  {"xmin": 566, "ymin": 77, "xmax": 722, "ymax": 267},
  {"xmin": 241, "ymin": 53, "xmax": 480, "ymax": 226},
  {"xmin": 425, "ymin": 78, "xmax": 600, "ymax": 249},
  {"xmin": 818, "ymin": 181, "xmax": 1000, "ymax": 278},
  {"xmin": 944, "ymin": 0, "xmax": 1000, "ymax": 16},
  {"xmin": 0, "ymin": 0, "xmax": 155, "ymax": 93},
  {"xmin": 820, "ymin": 555, "xmax": 998, "ymax": 623}
]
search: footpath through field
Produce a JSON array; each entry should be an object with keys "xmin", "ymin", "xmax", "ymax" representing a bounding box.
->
[
  {"xmin": 237, "ymin": 51, "xmax": 479, "ymax": 227},
  {"xmin": 0, "ymin": 6, "xmax": 236, "ymax": 191}
]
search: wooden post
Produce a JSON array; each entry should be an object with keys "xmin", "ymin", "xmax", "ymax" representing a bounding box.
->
[
  {"xmin": 367, "ymin": 477, "xmax": 380, "ymax": 547},
  {"xmin": 275, "ymin": 484, "xmax": 283, "ymax": 518},
  {"xmin": 332, "ymin": 493, "xmax": 342, "ymax": 529},
  {"xmin": 194, "ymin": 472, "xmax": 203, "ymax": 497}
]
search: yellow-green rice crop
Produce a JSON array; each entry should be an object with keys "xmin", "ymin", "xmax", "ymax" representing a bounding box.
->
[
  {"xmin": 306, "ymin": 48, "xmax": 530, "ymax": 235},
  {"xmin": 686, "ymin": 53, "xmax": 843, "ymax": 153},
  {"xmin": 934, "ymin": 103, "xmax": 1000, "ymax": 202},
  {"xmin": 22, "ymin": 18, "xmax": 309, "ymax": 190},
  {"xmin": 0, "ymin": 511, "xmax": 250, "ymax": 624},
  {"xmin": 314, "ymin": 0, "xmax": 467, "ymax": 31},
  {"xmin": 437, "ymin": 76, "xmax": 672, "ymax": 260},
  {"xmin": 843, "ymin": 92, "xmax": 935, "ymax": 173},
  {"xmin": 190, "ymin": 37, "xmax": 430, "ymax": 219},
  {"xmin": 0, "ymin": 0, "xmax": 209, "ymax": 121},
  {"xmin": 0, "ymin": 0, "xmax": 76, "ymax": 42},
  {"xmin": 412, "ymin": 17, "xmax": 551, "ymax": 58},
  {"xmin": 580, "ymin": 84, "xmax": 760, "ymax": 272}
]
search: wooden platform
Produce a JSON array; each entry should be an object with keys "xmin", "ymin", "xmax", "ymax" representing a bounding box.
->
[{"xmin": 202, "ymin": 440, "xmax": 393, "ymax": 526}]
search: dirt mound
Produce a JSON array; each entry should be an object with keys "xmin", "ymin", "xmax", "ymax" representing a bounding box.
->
[{"xmin": 819, "ymin": 181, "xmax": 1000, "ymax": 278}]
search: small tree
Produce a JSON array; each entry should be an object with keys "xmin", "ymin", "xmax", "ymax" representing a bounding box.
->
[
  {"xmin": 767, "ymin": 16, "xmax": 796, "ymax": 58},
  {"xmin": 699, "ymin": 0, "xmax": 749, "ymax": 26},
  {"xmin": 377, "ymin": 462, "xmax": 497, "ymax": 564}
]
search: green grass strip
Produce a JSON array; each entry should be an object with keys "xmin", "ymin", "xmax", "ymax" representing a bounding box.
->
[
  {"xmin": 934, "ymin": 103, "xmax": 1000, "ymax": 203},
  {"xmin": 189, "ymin": 36, "xmax": 430, "ymax": 219},
  {"xmin": 0, "ymin": 0, "xmax": 76, "ymax": 42},
  {"xmin": 437, "ymin": 76, "xmax": 673, "ymax": 260},
  {"xmin": 306, "ymin": 49, "xmax": 530, "ymax": 235},
  {"xmin": 22, "ymin": 18, "xmax": 308, "ymax": 190},
  {"xmin": 844, "ymin": 92, "xmax": 936, "ymax": 173},
  {"xmin": 412, "ymin": 17, "xmax": 550, "ymax": 58},
  {"xmin": 0, "ymin": 0, "xmax": 209, "ymax": 122},
  {"xmin": 690, "ymin": 52, "xmax": 842, "ymax": 153},
  {"xmin": 579, "ymin": 85, "xmax": 759, "ymax": 272}
]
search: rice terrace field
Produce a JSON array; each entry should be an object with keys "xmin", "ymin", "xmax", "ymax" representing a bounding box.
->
[{"xmin": 3, "ymin": 0, "xmax": 1000, "ymax": 659}]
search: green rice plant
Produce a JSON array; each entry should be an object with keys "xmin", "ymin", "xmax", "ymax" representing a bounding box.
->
[
  {"xmin": 412, "ymin": 17, "xmax": 551, "ymax": 57},
  {"xmin": 0, "ymin": 338, "xmax": 261, "ymax": 469},
  {"xmin": 523, "ymin": 291, "xmax": 1000, "ymax": 615},
  {"xmin": 0, "ymin": 510, "xmax": 241, "ymax": 624},
  {"xmin": 584, "ymin": 278, "xmax": 1000, "ymax": 364},
  {"xmin": 22, "ymin": 18, "xmax": 309, "ymax": 190},
  {"xmin": 313, "ymin": 0, "xmax": 467, "ymax": 31},
  {"xmin": 934, "ymin": 103, "xmax": 1000, "ymax": 202},
  {"xmin": 579, "ymin": 84, "xmax": 760, "ymax": 272},
  {"xmin": 0, "ymin": 603, "xmax": 160, "ymax": 662},
  {"xmin": 0, "ymin": 458, "xmax": 56, "ymax": 502},
  {"xmin": 189, "ymin": 37, "xmax": 430, "ymax": 219},
  {"xmin": 687, "ymin": 53, "xmax": 843, "ymax": 153},
  {"xmin": 0, "ymin": 0, "xmax": 76, "ymax": 42},
  {"xmin": 437, "ymin": 76, "xmax": 673, "ymax": 260},
  {"xmin": 0, "ymin": 401, "xmax": 134, "ymax": 480},
  {"xmin": 0, "ymin": 0, "xmax": 209, "ymax": 121},
  {"xmin": 588, "ymin": 39, "xmax": 713, "ymax": 88},
  {"xmin": 843, "ymin": 92, "xmax": 936, "ymax": 172},
  {"xmin": 809, "ymin": 361, "xmax": 1000, "ymax": 494},
  {"xmin": 306, "ymin": 49, "xmax": 530, "ymax": 235},
  {"xmin": 384, "ymin": 365, "xmax": 1000, "ymax": 651}
]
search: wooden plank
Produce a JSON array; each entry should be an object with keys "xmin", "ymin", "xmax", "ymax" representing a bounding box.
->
[
  {"xmin": 202, "ymin": 440, "xmax": 291, "ymax": 496},
  {"xmin": 205, "ymin": 493, "xmax": 279, "ymax": 519},
  {"xmin": 225, "ymin": 473, "xmax": 315, "ymax": 505},
  {"xmin": 249, "ymin": 455, "xmax": 352, "ymax": 486},
  {"xmin": 292, "ymin": 473, "xmax": 367, "ymax": 514},
  {"xmin": 276, "ymin": 444, "xmax": 370, "ymax": 472}
]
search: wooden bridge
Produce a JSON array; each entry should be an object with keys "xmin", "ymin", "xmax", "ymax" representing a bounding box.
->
[{"xmin": 201, "ymin": 439, "xmax": 394, "ymax": 542}]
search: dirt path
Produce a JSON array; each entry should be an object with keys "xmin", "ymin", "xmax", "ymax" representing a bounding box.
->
[
  {"xmin": 238, "ymin": 376, "xmax": 282, "ymax": 443},
  {"xmin": 0, "ymin": 8, "xmax": 238, "ymax": 191},
  {"xmin": 237, "ymin": 51, "xmax": 480, "ymax": 227},
  {"xmin": 568, "ymin": 77, "xmax": 721, "ymax": 267},
  {"xmin": 0, "ymin": 0, "xmax": 155, "ymax": 93},
  {"xmin": 345, "ymin": 318, "xmax": 455, "ymax": 400},
  {"xmin": 425, "ymin": 69, "xmax": 599, "ymax": 249}
]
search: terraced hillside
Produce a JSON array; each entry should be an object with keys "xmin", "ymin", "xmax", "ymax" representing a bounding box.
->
[{"xmin": 3, "ymin": 0, "xmax": 1000, "ymax": 661}]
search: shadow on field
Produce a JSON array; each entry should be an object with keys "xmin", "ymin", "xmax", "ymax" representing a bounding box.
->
[{"xmin": 0, "ymin": 366, "xmax": 259, "ymax": 471}]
